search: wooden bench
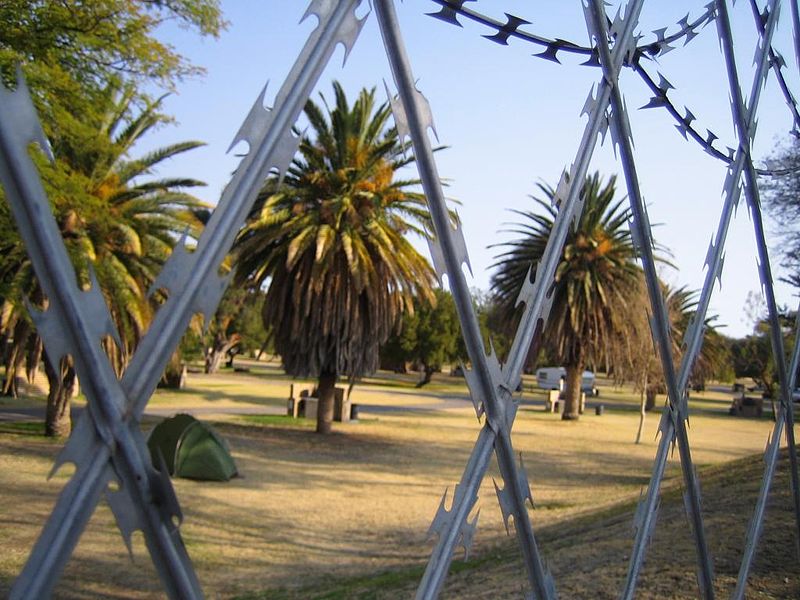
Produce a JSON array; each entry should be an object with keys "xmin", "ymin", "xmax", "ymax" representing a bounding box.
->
[
  {"xmin": 729, "ymin": 394, "xmax": 763, "ymax": 417},
  {"xmin": 288, "ymin": 385, "xmax": 350, "ymax": 422}
]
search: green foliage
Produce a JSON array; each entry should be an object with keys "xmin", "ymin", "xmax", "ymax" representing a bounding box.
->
[
  {"xmin": 237, "ymin": 415, "xmax": 315, "ymax": 430},
  {"xmin": 0, "ymin": 0, "xmax": 223, "ymax": 425},
  {"xmin": 0, "ymin": 421, "xmax": 46, "ymax": 437},
  {"xmin": 0, "ymin": 0, "xmax": 224, "ymax": 145},
  {"xmin": 407, "ymin": 290, "xmax": 460, "ymax": 371},
  {"xmin": 179, "ymin": 326, "xmax": 205, "ymax": 364},
  {"xmin": 228, "ymin": 289, "xmax": 269, "ymax": 357},
  {"xmin": 730, "ymin": 334, "xmax": 772, "ymax": 390},
  {"xmin": 233, "ymin": 82, "xmax": 439, "ymax": 380},
  {"xmin": 382, "ymin": 289, "xmax": 462, "ymax": 376},
  {"xmin": 669, "ymin": 289, "xmax": 730, "ymax": 388},
  {"xmin": 202, "ymin": 285, "xmax": 269, "ymax": 371},
  {"xmin": 0, "ymin": 86, "xmax": 208, "ymax": 407},
  {"xmin": 381, "ymin": 289, "xmax": 515, "ymax": 386},
  {"xmin": 491, "ymin": 173, "xmax": 641, "ymax": 418},
  {"xmin": 471, "ymin": 288, "xmax": 512, "ymax": 363}
]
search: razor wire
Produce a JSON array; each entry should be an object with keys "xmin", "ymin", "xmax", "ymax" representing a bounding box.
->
[
  {"xmin": 428, "ymin": 0, "xmax": 800, "ymax": 172},
  {"xmin": 0, "ymin": 0, "xmax": 799, "ymax": 599},
  {"xmin": 376, "ymin": 2, "xmax": 555, "ymax": 596},
  {"xmin": 586, "ymin": 0, "xmax": 720, "ymax": 594},
  {"xmin": 0, "ymin": 71, "xmax": 203, "ymax": 600},
  {"xmin": 620, "ymin": 0, "xmax": 786, "ymax": 594},
  {"xmin": 3, "ymin": 1, "xmax": 369, "ymax": 597},
  {"xmin": 713, "ymin": 1, "xmax": 800, "ymax": 596},
  {"xmin": 383, "ymin": 0, "xmax": 653, "ymax": 596},
  {"xmin": 407, "ymin": 3, "xmax": 800, "ymax": 597}
]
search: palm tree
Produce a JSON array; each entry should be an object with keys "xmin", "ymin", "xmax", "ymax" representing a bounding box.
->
[
  {"xmin": 491, "ymin": 173, "xmax": 640, "ymax": 420},
  {"xmin": 0, "ymin": 86, "xmax": 207, "ymax": 436},
  {"xmin": 657, "ymin": 285, "xmax": 727, "ymax": 395},
  {"xmin": 234, "ymin": 82, "xmax": 439, "ymax": 434},
  {"xmin": 82, "ymin": 95, "xmax": 207, "ymax": 364}
]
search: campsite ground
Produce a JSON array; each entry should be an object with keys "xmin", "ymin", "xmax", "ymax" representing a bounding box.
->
[{"xmin": 0, "ymin": 360, "xmax": 797, "ymax": 598}]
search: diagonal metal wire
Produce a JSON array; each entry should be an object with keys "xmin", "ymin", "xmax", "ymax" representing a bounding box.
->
[
  {"xmin": 3, "ymin": 1, "xmax": 800, "ymax": 598},
  {"xmin": 7, "ymin": 1, "xmax": 368, "ymax": 598},
  {"xmin": 618, "ymin": 1, "xmax": 784, "ymax": 597},
  {"xmin": 584, "ymin": 2, "xmax": 717, "ymax": 598},
  {"xmin": 374, "ymin": 2, "xmax": 555, "ymax": 598},
  {"xmin": 712, "ymin": 1, "xmax": 800, "ymax": 595},
  {"xmin": 748, "ymin": 0, "xmax": 800, "ymax": 134},
  {"xmin": 791, "ymin": 0, "xmax": 800, "ymax": 87},
  {"xmin": 733, "ymin": 300, "xmax": 800, "ymax": 598},
  {"xmin": 0, "ymin": 71, "xmax": 203, "ymax": 600},
  {"xmin": 377, "ymin": 0, "xmax": 646, "ymax": 597}
]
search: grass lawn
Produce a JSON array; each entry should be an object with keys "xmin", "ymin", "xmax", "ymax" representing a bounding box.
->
[{"xmin": 0, "ymin": 361, "xmax": 795, "ymax": 598}]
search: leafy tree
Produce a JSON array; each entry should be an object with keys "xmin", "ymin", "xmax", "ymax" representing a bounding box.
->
[
  {"xmin": 731, "ymin": 332, "xmax": 776, "ymax": 398},
  {"xmin": 0, "ymin": 0, "xmax": 224, "ymax": 150},
  {"xmin": 608, "ymin": 283, "xmax": 726, "ymax": 442},
  {"xmin": 0, "ymin": 89, "xmax": 206, "ymax": 436},
  {"xmin": 761, "ymin": 137, "xmax": 800, "ymax": 287},
  {"xmin": 491, "ymin": 173, "xmax": 640, "ymax": 420},
  {"xmin": 234, "ymin": 82, "xmax": 440, "ymax": 434},
  {"xmin": 675, "ymin": 297, "xmax": 730, "ymax": 392},
  {"xmin": 382, "ymin": 289, "xmax": 463, "ymax": 387},
  {"xmin": 381, "ymin": 288, "xmax": 509, "ymax": 386},
  {"xmin": 704, "ymin": 330, "xmax": 735, "ymax": 383},
  {"xmin": 641, "ymin": 286, "xmax": 723, "ymax": 403}
]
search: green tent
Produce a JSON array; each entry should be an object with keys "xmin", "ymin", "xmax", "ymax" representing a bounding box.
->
[{"xmin": 147, "ymin": 414, "xmax": 238, "ymax": 481}]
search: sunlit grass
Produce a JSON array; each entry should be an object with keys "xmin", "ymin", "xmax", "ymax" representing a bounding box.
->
[{"xmin": 0, "ymin": 360, "xmax": 789, "ymax": 599}]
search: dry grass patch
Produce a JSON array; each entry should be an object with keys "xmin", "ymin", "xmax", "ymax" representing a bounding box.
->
[{"xmin": 0, "ymin": 368, "xmax": 790, "ymax": 599}]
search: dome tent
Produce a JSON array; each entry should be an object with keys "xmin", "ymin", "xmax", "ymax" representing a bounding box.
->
[{"xmin": 147, "ymin": 414, "xmax": 237, "ymax": 481}]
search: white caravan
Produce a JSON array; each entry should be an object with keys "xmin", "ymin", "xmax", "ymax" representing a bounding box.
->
[{"xmin": 535, "ymin": 367, "xmax": 598, "ymax": 396}]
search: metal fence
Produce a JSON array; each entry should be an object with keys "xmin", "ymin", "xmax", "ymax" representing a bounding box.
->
[{"xmin": 0, "ymin": 1, "xmax": 798, "ymax": 598}]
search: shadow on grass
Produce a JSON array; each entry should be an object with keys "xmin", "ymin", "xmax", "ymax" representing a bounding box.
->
[
  {"xmin": 1, "ymin": 551, "xmax": 165, "ymax": 600},
  {"xmin": 155, "ymin": 386, "xmax": 287, "ymax": 408},
  {"xmin": 232, "ymin": 451, "xmax": 800, "ymax": 600},
  {"xmin": 210, "ymin": 420, "xmax": 476, "ymax": 482},
  {"xmin": 0, "ymin": 421, "xmax": 46, "ymax": 436}
]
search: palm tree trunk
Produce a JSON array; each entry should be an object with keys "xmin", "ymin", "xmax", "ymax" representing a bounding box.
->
[
  {"xmin": 316, "ymin": 371, "xmax": 337, "ymax": 434},
  {"xmin": 562, "ymin": 364, "xmax": 583, "ymax": 421},
  {"xmin": 44, "ymin": 354, "xmax": 75, "ymax": 438}
]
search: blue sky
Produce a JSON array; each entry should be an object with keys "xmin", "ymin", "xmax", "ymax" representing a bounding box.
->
[{"xmin": 141, "ymin": 1, "xmax": 800, "ymax": 338}]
